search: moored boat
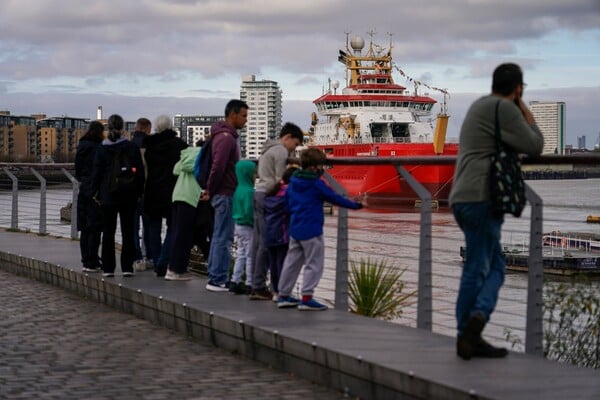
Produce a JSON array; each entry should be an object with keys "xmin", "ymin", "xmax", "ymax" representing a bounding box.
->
[
  {"xmin": 587, "ymin": 215, "xmax": 600, "ymax": 223},
  {"xmin": 307, "ymin": 33, "xmax": 458, "ymax": 204}
]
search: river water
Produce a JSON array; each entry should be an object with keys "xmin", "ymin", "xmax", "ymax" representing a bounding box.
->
[{"xmin": 1, "ymin": 178, "xmax": 599, "ymax": 348}]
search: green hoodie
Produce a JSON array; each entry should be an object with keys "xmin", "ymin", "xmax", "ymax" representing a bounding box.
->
[
  {"xmin": 232, "ymin": 159, "xmax": 256, "ymax": 226},
  {"xmin": 172, "ymin": 147, "xmax": 201, "ymax": 207}
]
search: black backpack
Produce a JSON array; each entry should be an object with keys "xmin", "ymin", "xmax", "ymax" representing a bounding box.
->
[{"xmin": 108, "ymin": 146, "xmax": 137, "ymax": 193}]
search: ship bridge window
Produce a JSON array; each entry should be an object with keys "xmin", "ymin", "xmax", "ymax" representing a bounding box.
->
[
  {"xmin": 391, "ymin": 123, "xmax": 409, "ymax": 139},
  {"xmin": 370, "ymin": 123, "xmax": 385, "ymax": 138}
]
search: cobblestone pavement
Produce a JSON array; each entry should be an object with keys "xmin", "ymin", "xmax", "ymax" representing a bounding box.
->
[{"xmin": 0, "ymin": 271, "xmax": 348, "ymax": 400}]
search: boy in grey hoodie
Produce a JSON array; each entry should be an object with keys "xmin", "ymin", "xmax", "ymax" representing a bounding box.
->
[{"xmin": 249, "ymin": 123, "xmax": 303, "ymax": 300}]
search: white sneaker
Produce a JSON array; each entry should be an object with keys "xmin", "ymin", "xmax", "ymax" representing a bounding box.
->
[
  {"xmin": 133, "ymin": 259, "xmax": 147, "ymax": 272},
  {"xmin": 164, "ymin": 270, "xmax": 192, "ymax": 281}
]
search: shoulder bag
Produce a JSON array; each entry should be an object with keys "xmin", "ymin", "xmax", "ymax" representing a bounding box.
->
[{"xmin": 489, "ymin": 100, "xmax": 526, "ymax": 217}]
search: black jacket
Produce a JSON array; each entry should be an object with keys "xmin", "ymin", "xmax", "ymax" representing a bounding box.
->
[
  {"xmin": 143, "ymin": 129, "xmax": 188, "ymax": 218},
  {"xmin": 91, "ymin": 138, "xmax": 145, "ymax": 205},
  {"xmin": 75, "ymin": 135, "xmax": 102, "ymax": 198}
]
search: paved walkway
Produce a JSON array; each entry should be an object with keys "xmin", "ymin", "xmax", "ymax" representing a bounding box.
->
[
  {"xmin": 0, "ymin": 270, "xmax": 345, "ymax": 400},
  {"xmin": 0, "ymin": 229, "xmax": 598, "ymax": 400}
]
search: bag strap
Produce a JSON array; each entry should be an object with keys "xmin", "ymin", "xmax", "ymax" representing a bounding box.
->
[{"xmin": 494, "ymin": 100, "xmax": 502, "ymax": 151}]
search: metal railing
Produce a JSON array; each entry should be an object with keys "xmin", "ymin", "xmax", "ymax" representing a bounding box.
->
[{"xmin": 1, "ymin": 155, "xmax": 599, "ymax": 358}]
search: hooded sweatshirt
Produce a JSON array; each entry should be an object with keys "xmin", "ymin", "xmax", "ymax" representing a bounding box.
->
[
  {"xmin": 232, "ymin": 160, "xmax": 256, "ymax": 226},
  {"xmin": 206, "ymin": 121, "xmax": 240, "ymax": 197},
  {"xmin": 255, "ymin": 139, "xmax": 290, "ymax": 193},
  {"xmin": 172, "ymin": 147, "xmax": 201, "ymax": 207}
]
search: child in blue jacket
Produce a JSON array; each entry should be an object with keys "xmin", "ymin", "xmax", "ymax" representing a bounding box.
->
[{"xmin": 277, "ymin": 148, "xmax": 362, "ymax": 310}]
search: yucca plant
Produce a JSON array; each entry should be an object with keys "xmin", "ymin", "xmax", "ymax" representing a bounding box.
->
[{"xmin": 348, "ymin": 258, "xmax": 416, "ymax": 321}]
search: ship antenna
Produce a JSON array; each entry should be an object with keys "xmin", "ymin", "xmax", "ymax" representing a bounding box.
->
[
  {"xmin": 344, "ymin": 31, "xmax": 351, "ymax": 52},
  {"xmin": 367, "ymin": 29, "xmax": 376, "ymax": 55}
]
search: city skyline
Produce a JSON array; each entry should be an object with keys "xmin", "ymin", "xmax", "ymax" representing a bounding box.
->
[{"xmin": 1, "ymin": 0, "xmax": 599, "ymax": 146}]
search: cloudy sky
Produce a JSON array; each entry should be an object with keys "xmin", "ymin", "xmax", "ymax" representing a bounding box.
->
[{"xmin": 1, "ymin": 0, "xmax": 599, "ymax": 146}]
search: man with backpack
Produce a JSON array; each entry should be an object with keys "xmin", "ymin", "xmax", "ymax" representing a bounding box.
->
[
  {"xmin": 91, "ymin": 114, "xmax": 145, "ymax": 277},
  {"xmin": 203, "ymin": 99, "xmax": 248, "ymax": 292}
]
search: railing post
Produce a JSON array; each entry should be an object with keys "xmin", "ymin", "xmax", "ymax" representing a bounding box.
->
[
  {"xmin": 29, "ymin": 168, "xmax": 47, "ymax": 235},
  {"xmin": 323, "ymin": 171, "xmax": 350, "ymax": 311},
  {"xmin": 3, "ymin": 167, "xmax": 19, "ymax": 231},
  {"xmin": 525, "ymin": 184, "xmax": 544, "ymax": 356},
  {"xmin": 61, "ymin": 168, "xmax": 79, "ymax": 240},
  {"xmin": 395, "ymin": 165, "xmax": 432, "ymax": 330}
]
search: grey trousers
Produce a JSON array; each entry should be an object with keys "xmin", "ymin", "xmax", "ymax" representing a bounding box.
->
[{"xmin": 278, "ymin": 236, "xmax": 325, "ymax": 297}]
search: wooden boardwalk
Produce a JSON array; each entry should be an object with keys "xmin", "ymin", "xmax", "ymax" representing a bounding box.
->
[{"xmin": 0, "ymin": 230, "xmax": 598, "ymax": 400}]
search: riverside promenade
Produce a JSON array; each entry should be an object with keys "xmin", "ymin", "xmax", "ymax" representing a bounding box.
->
[{"xmin": 1, "ymin": 229, "xmax": 598, "ymax": 400}]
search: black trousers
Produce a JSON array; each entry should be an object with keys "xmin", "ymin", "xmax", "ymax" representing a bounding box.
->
[
  {"xmin": 101, "ymin": 202, "xmax": 136, "ymax": 274},
  {"xmin": 77, "ymin": 194, "xmax": 102, "ymax": 268},
  {"xmin": 168, "ymin": 201, "xmax": 198, "ymax": 274}
]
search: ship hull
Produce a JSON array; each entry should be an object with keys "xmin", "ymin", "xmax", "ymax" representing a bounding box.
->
[{"xmin": 312, "ymin": 142, "xmax": 458, "ymax": 204}]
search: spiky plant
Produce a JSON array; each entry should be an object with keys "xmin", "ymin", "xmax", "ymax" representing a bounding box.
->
[{"xmin": 348, "ymin": 258, "xmax": 416, "ymax": 320}]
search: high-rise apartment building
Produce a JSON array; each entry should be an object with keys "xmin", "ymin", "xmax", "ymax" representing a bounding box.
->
[
  {"xmin": 577, "ymin": 135, "xmax": 586, "ymax": 150},
  {"xmin": 529, "ymin": 101, "xmax": 566, "ymax": 155},
  {"xmin": 240, "ymin": 75, "xmax": 282, "ymax": 159},
  {"xmin": 173, "ymin": 115, "xmax": 221, "ymax": 146}
]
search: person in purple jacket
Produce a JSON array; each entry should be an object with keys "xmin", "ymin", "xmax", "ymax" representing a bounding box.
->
[
  {"xmin": 204, "ymin": 99, "xmax": 249, "ymax": 292},
  {"xmin": 277, "ymin": 148, "xmax": 363, "ymax": 311}
]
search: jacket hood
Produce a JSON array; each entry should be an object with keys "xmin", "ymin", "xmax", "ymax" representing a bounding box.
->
[
  {"xmin": 260, "ymin": 139, "xmax": 280, "ymax": 154},
  {"xmin": 235, "ymin": 160, "xmax": 256, "ymax": 188},
  {"xmin": 211, "ymin": 121, "xmax": 239, "ymax": 138},
  {"xmin": 102, "ymin": 137, "xmax": 128, "ymax": 146}
]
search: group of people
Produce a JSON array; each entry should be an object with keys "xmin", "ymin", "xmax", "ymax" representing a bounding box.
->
[
  {"xmin": 75, "ymin": 99, "xmax": 363, "ymax": 312},
  {"xmin": 75, "ymin": 62, "xmax": 542, "ymax": 358}
]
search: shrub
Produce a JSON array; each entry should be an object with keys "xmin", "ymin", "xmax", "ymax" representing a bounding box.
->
[{"xmin": 348, "ymin": 258, "xmax": 416, "ymax": 321}]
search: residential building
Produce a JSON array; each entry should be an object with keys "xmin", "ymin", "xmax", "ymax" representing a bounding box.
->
[
  {"xmin": 240, "ymin": 75, "xmax": 282, "ymax": 158},
  {"xmin": 529, "ymin": 101, "xmax": 566, "ymax": 155}
]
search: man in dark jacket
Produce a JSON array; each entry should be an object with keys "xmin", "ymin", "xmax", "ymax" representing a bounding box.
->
[
  {"xmin": 75, "ymin": 120, "xmax": 105, "ymax": 273},
  {"xmin": 91, "ymin": 114, "xmax": 145, "ymax": 277},
  {"xmin": 143, "ymin": 115, "xmax": 188, "ymax": 276},
  {"xmin": 204, "ymin": 99, "xmax": 248, "ymax": 292}
]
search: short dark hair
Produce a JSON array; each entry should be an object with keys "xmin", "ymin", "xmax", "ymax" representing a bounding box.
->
[
  {"xmin": 279, "ymin": 122, "xmax": 303, "ymax": 141},
  {"xmin": 224, "ymin": 99, "xmax": 249, "ymax": 117},
  {"xmin": 135, "ymin": 117, "xmax": 151, "ymax": 132},
  {"xmin": 300, "ymin": 148, "xmax": 326, "ymax": 169},
  {"xmin": 492, "ymin": 63, "xmax": 523, "ymax": 96}
]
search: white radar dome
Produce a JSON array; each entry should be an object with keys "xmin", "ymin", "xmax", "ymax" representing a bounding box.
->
[
  {"xmin": 350, "ymin": 36, "xmax": 365, "ymax": 52},
  {"xmin": 331, "ymin": 80, "xmax": 340, "ymax": 89}
]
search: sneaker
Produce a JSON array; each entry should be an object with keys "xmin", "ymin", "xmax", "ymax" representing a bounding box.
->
[
  {"xmin": 82, "ymin": 266, "xmax": 101, "ymax": 273},
  {"xmin": 272, "ymin": 292, "xmax": 279, "ymax": 302},
  {"xmin": 123, "ymin": 271, "xmax": 135, "ymax": 277},
  {"xmin": 133, "ymin": 259, "xmax": 147, "ymax": 272},
  {"xmin": 249, "ymin": 288, "xmax": 273, "ymax": 301},
  {"xmin": 456, "ymin": 313, "xmax": 486, "ymax": 360},
  {"xmin": 298, "ymin": 298, "xmax": 328, "ymax": 311},
  {"xmin": 229, "ymin": 282, "xmax": 247, "ymax": 295},
  {"xmin": 102, "ymin": 272, "xmax": 114, "ymax": 278},
  {"xmin": 206, "ymin": 280, "xmax": 229, "ymax": 292},
  {"xmin": 277, "ymin": 296, "xmax": 299, "ymax": 308},
  {"xmin": 165, "ymin": 270, "xmax": 192, "ymax": 281}
]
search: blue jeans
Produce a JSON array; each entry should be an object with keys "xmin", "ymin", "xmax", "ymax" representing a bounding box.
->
[
  {"xmin": 453, "ymin": 202, "xmax": 505, "ymax": 335},
  {"xmin": 207, "ymin": 195, "xmax": 234, "ymax": 285}
]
